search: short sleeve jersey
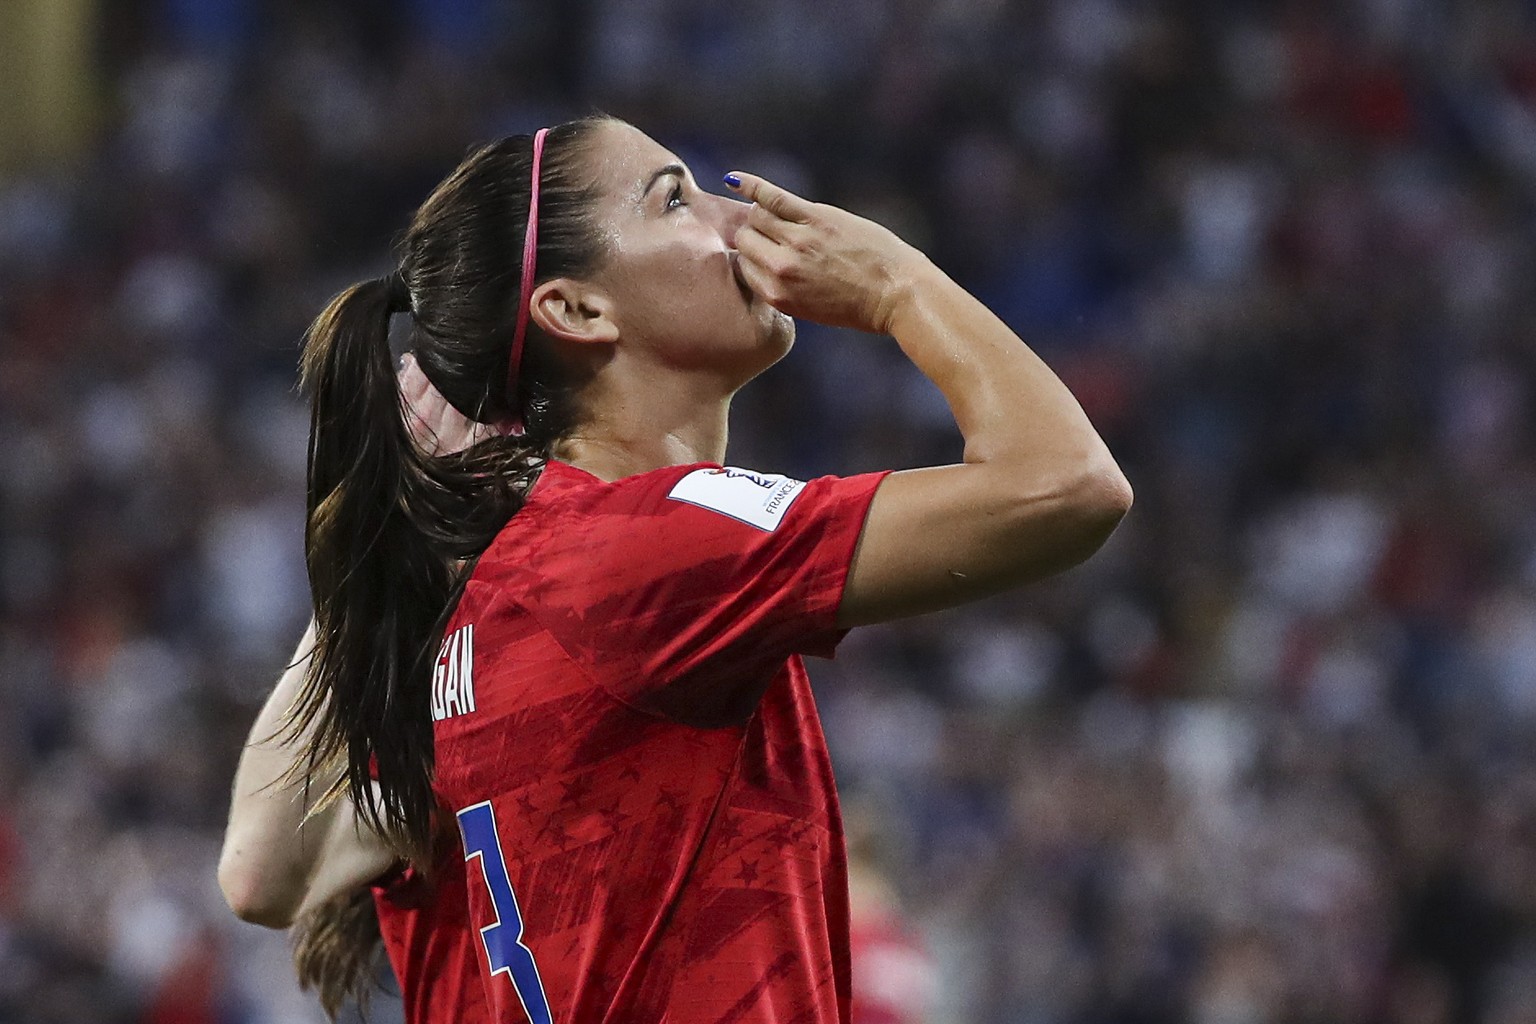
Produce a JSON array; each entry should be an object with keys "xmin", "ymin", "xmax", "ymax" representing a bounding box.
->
[{"xmin": 428, "ymin": 458, "xmax": 889, "ymax": 1024}]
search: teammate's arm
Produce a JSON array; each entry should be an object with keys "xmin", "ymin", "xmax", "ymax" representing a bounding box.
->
[
  {"xmin": 728, "ymin": 173, "xmax": 1133, "ymax": 626},
  {"xmin": 217, "ymin": 620, "xmax": 397, "ymax": 928}
]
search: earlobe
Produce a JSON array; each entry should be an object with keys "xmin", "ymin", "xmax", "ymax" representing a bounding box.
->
[{"xmin": 529, "ymin": 280, "xmax": 620, "ymax": 346}]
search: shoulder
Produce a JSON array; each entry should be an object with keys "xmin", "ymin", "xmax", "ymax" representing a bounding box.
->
[
  {"xmin": 465, "ymin": 460, "xmax": 721, "ymax": 587},
  {"xmin": 471, "ymin": 458, "xmax": 848, "ymax": 590},
  {"xmin": 529, "ymin": 459, "xmax": 814, "ymax": 533}
]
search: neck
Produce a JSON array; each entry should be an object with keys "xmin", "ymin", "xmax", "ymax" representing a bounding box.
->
[{"xmin": 551, "ymin": 363, "xmax": 733, "ymax": 482}]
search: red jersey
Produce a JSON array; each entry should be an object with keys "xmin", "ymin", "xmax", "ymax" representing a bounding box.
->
[
  {"xmin": 428, "ymin": 457, "xmax": 889, "ymax": 1024},
  {"xmin": 374, "ymin": 842, "xmax": 487, "ymax": 1024}
]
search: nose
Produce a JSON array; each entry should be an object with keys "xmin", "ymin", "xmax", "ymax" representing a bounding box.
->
[{"xmin": 700, "ymin": 191, "xmax": 750, "ymax": 249}]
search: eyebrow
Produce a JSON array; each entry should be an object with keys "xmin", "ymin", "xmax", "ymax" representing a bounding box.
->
[{"xmin": 643, "ymin": 162, "xmax": 687, "ymax": 199}]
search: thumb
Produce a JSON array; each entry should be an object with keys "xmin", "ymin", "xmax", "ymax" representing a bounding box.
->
[{"xmin": 723, "ymin": 171, "xmax": 814, "ymax": 223}]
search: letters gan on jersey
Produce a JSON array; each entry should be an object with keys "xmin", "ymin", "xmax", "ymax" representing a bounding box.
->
[{"xmin": 432, "ymin": 623, "xmax": 477, "ymax": 722}]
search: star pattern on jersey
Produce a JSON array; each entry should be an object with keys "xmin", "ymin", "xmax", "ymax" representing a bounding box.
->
[
  {"xmin": 498, "ymin": 831, "xmax": 529, "ymax": 861},
  {"xmin": 655, "ymin": 786, "xmax": 686, "ymax": 813},
  {"xmin": 617, "ymin": 762, "xmax": 642, "ymax": 784},
  {"xmin": 607, "ymin": 911, "xmax": 635, "ymax": 945},
  {"xmin": 712, "ymin": 815, "xmax": 744, "ymax": 846},
  {"xmin": 757, "ymin": 819, "xmax": 808, "ymax": 849},
  {"xmin": 537, "ymin": 816, "xmax": 575, "ymax": 849},
  {"xmin": 559, "ymin": 774, "xmax": 595, "ymax": 804},
  {"xmin": 596, "ymin": 801, "xmax": 631, "ymax": 833},
  {"xmin": 514, "ymin": 791, "xmax": 540, "ymax": 818},
  {"xmin": 733, "ymin": 858, "xmax": 762, "ymax": 885}
]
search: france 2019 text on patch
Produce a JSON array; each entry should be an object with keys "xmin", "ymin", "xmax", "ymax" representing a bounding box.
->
[{"xmin": 666, "ymin": 466, "xmax": 807, "ymax": 532}]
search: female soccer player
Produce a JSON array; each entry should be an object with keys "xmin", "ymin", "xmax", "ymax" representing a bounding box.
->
[{"xmin": 219, "ymin": 115, "xmax": 1131, "ymax": 1023}]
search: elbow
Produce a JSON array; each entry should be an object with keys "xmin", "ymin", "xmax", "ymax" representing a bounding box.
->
[
  {"xmin": 1016, "ymin": 459, "xmax": 1132, "ymax": 572},
  {"xmin": 218, "ymin": 849, "xmax": 299, "ymax": 929},
  {"xmin": 1062, "ymin": 463, "xmax": 1136, "ymax": 561},
  {"xmin": 1081, "ymin": 460, "xmax": 1134, "ymax": 528},
  {"xmin": 1063, "ymin": 460, "xmax": 1133, "ymax": 557}
]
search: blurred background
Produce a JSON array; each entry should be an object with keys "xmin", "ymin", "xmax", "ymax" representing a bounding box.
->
[{"xmin": 3, "ymin": 0, "xmax": 1536, "ymax": 1022}]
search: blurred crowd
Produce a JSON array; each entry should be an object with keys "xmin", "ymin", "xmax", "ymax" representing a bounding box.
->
[{"xmin": 3, "ymin": 0, "xmax": 1536, "ymax": 1022}]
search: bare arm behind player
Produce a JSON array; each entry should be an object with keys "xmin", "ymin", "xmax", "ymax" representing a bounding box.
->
[{"xmin": 218, "ymin": 621, "xmax": 395, "ymax": 926}]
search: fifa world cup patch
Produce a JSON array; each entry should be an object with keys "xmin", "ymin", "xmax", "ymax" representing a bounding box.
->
[{"xmin": 667, "ymin": 467, "xmax": 807, "ymax": 531}]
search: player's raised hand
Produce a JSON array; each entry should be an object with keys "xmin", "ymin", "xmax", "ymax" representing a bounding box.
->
[
  {"xmin": 398, "ymin": 352, "xmax": 503, "ymax": 456},
  {"xmin": 725, "ymin": 171, "xmax": 933, "ymax": 336}
]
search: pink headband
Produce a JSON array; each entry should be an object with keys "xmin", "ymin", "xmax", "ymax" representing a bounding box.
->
[{"xmin": 504, "ymin": 126, "xmax": 549, "ymax": 437}]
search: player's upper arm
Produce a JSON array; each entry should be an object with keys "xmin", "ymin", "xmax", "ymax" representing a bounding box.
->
[
  {"xmin": 836, "ymin": 458, "xmax": 1132, "ymax": 628},
  {"xmin": 220, "ymin": 781, "xmax": 397, "ymax": 929},
  {"xmin": 290, "ymin": 794, "xmax": 400, "ymax": 922}
]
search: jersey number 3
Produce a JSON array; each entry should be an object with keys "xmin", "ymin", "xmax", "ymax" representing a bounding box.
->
[{"xmin": 457, "ymin": 801, "xmax": 554, "ymax": 1024}]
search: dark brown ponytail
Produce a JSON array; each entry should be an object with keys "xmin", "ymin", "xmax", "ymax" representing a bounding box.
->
[
  {"xmin": 294, "ymin": 273, "xmax": 460, "ymax": 865},
  {"xmin": 293, "ymin": 889, "xmax": 386, "ymax": 1020},
  {"xmin": 284, "ymin": 116, "xmax": 613, "ymax": 1017}
]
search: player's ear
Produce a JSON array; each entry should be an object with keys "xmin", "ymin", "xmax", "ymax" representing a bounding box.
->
[{"xmin": 528, "ymin": 278, "xmax": 619, "ymax": 346}]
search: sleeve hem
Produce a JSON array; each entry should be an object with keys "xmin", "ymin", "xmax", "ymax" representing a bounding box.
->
[{"xmin": 797, "ymin": 469, "xmax": 894, "ymax": 660}]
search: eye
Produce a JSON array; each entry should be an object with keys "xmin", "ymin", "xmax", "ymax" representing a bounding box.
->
[{"xmin": 665, "ymin": 182, "xmax": 687, "ymax": 211}]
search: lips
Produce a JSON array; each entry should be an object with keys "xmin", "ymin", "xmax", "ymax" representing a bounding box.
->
[{"xmin": 727, "ymin": 250, "xmax": 754, "ymax": 304}]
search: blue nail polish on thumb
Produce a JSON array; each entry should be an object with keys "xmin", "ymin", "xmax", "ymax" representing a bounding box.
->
[{"xmin": 723, "ymin": 172, "xmax": 742, "ymax": 189}]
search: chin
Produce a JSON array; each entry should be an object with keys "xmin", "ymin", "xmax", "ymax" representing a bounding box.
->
[
  {"xmin": 765, "ymin": 307, "xmax": 795, "ymax": 353},
  {"xmin": 754, "ymin": 308, "xmax": 795, "ymax": 371},
  {"xmin": 728, "ymin": 309, "xmax": 795, "ymax": 387}
]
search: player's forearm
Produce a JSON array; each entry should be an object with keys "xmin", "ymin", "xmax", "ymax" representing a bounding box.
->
[
  {"xmin": 218, "ymin": 620, "xmax": 340, "ymax": 926},
  {"xmin": 887, "ymin": 266, "xmax": 1124, "ymax": 484}
]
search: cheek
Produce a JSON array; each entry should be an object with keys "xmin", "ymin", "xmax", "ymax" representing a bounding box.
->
[{"xmin": 625, "ymin": 241, "xmax": 750, "ymax": 334}]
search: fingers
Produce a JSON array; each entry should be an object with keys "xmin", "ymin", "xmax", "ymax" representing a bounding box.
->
[
  {"xmin": 724, "ymin": 172, "xmax": 815, "ymax": 224},
  {"xmin": 734, "ymin": 224, "xmax": 795, "ymax": 308},
  {"xmin": 746, "ymin": 201, "xmax": 803, "ymax": 245},
  {"xmin": 734, "ymin": 222, "xmax": 781, "ymax": 267},
  {"xmin": 398, "ymin": 351, "xmax": 510, "ymax": 455},
  {"xmin": 399, "ymin": 360, "xmax": 435, "ymax": 451},
  {"xmin": 397, "ymin": 353, "xmax": 453, "ymax": 455},
  {"xmin": 398, "ymin": 352, "xmax": 430, "ymax": 405}
]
